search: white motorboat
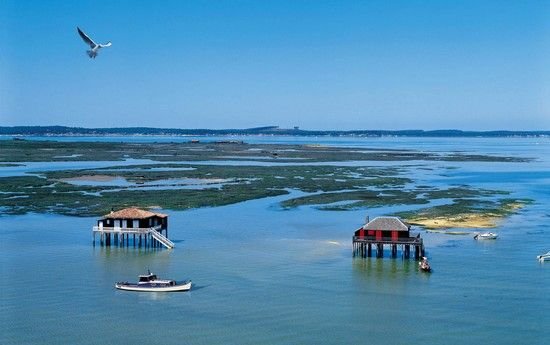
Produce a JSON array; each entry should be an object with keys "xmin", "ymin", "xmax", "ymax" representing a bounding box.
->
[
  {"xmin": 537, "ymin": 251, "xmax": 550, "ymax": 262},
  {"xmin": 474, "ymin": 232, "xmax": 498, "ymax": 240},
  {"xmin": 115, "ymin": 271, "xmax": 191, "ymax": 292}
]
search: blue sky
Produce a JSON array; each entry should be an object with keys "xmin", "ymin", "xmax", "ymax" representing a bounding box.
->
[{"xmin": 1, "ymin": 0, "xmax": 548, "ymax": 130}]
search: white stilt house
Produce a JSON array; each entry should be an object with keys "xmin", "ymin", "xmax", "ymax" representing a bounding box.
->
[{"xmin": 93, "ymin": 207, "xmax": 174, "ymax": 249}]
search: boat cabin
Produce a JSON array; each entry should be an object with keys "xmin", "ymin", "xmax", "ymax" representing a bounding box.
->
[{"xmin": 139, "ymin": 274, "xmax": 157, "ymax": 283}]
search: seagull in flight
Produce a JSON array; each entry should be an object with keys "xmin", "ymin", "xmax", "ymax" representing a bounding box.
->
[{"xmin": 77, "ymin": 27, "xmax": 111, "ymax": 59}]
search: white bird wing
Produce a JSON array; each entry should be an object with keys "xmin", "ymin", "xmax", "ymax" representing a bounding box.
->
[{"xmin": 77, "ymin": 27, "xmax": 97, "ymax": 48}]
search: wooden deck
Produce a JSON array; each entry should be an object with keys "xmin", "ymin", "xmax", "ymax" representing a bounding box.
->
[
  {"xmin": 92, "ymin": 225, "xmax": 174, "ymax": 249},
  {"xmin": 352, "ymin": 234, "xmax": 424, "ymax": 259},
  {"xmin": 353, "ymin": 235, "xmax": 423, "ymax": 245}
]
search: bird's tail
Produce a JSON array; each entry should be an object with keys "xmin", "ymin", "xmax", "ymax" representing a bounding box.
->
[{"xmin": 86, "ymin": 50, "xmax": 96, "ymax": 58}]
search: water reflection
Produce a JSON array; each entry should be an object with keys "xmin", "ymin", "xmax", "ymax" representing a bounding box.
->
[{"xmin": 352, "ymin": 257, "xmax": 417, "ymax": 280}]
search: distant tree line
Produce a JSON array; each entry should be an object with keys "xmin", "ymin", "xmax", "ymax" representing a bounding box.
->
[{"xmin": 0, "ymin": 126, "xmax": 548, "ymax": 137}]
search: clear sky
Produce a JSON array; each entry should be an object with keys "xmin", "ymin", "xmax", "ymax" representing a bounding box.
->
[{"xmin": 1, "ymin": 0, "xmax": 548, "ymax": 130}]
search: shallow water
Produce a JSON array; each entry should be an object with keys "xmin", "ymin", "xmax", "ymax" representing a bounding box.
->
[{"xmin": 1, "ymin": 137, "xmax": 549, "ymax": 344}]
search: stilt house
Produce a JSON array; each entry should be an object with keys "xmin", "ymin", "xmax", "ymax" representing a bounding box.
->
[
  {"xmin": 93, "ymin": 207, "xmax": 174, "ymax": 249},
  {"xmin": 352, "ymin": 216, "xmax": 424, "ymax": 259}
]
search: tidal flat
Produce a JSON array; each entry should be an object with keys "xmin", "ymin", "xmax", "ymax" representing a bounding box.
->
[
  {"xmin": 1, "ymin": 136, "xmax": 548, "ymax": 345},
  {"xmin": 0, "ymin": 139, "xmax": 532, "ymax": 230}
]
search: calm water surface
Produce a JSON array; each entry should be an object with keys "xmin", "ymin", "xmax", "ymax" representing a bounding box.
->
[{"xmin": 1, "ymin": 137, "xmax": 549, "ymax": 344}]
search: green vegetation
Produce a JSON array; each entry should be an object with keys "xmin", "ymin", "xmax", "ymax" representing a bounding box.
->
[
  {"xmin": 0, "ymin": 140, "xmax": 533, "ymax": 226},
  {"xmin": 0, "ymin": 164, "xmax": 410, "ymax": 216},
  {"xmin": 281, "ymin": 189, "xmax": 429, "ymax": 210},
  {"xmin": 395, "ymin": 198, "xmax": 533, "ymax": 229},
  {"xmin": 0, "ymin": 139, "xmax": 531, "ymax": 163},
  {"xmin": 396, "ymin": 198, "xmax": 531, "ymax": 220},
  {"xmin": 2, "ymin": 125, "xmax": 549, "ymax": 137}
]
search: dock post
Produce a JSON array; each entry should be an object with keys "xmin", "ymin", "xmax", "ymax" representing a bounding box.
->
[
  {"xmin": 404, "ymin": 245, "xmax": 410, "ymax": 258},
  {"xmin": 377, "ymin": 243, "xmax": 384, "ymax": 258},
  {"xmin": 367, "ymin": 244, "xmax": 372, "ymax": 257},
  {"xmin": 391, "ymin": 244, "xmax": 397, "ymax": 258}
]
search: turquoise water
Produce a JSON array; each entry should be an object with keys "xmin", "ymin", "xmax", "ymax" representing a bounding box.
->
[{"xmin": 1, "ymin": 137, "xmax": 549, "ymax": 344}]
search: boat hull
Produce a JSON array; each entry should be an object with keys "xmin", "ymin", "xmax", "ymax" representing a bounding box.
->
[
  {"xmin": 115, "ymin": 281, "xmax": 192, "ymax": 292},
  {"xmin": 419, "ymin": 263, "xmax": 431, "ymax": 272},
  {"xmin": 474, "ymin": 233, "xmax": 498, "ymax": 240}
]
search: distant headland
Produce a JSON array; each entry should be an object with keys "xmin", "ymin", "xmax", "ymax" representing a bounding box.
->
[{"xmin": 1, "ymin": 126, "xmax": 548, "ymax": 137}]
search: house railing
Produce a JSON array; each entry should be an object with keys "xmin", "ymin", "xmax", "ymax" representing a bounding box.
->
[
  {"xmin": 92, "ymin": 225, "xmax": 174, "ymax": 249},
  {"xmin": 353, "ymin": 234, "xmax": 423, "ymax": 245}
]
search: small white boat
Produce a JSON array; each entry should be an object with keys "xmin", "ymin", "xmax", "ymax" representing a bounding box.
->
[
  {"xmin": 474, "ymin": 232, "xmax": 498, "ymax": 240},
  {"xmin": 115, "ymin": 271, "xmax": 191, "ymax": 292},
  {"xmin": 537, "ymin": 251, "xmax": 550, "ymax": 262}
]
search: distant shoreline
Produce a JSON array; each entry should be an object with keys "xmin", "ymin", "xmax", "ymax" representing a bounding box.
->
[{"xmin": 1, "ymin": 126, "xmax": 549, "ymax": 138}]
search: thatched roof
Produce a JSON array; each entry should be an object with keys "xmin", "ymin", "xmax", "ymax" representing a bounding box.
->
[
  {"xmin": 103, "ymin": 207, "xmax": 167, "ymax": 220},
  {"xmin": 363, "ymin": 216, "xmax": 409, "ymax": 231}
]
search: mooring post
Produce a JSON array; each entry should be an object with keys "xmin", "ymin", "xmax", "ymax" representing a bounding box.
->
[{"xmin": 376, "ymin": 243, "xmax": 383, "ymax": 258}]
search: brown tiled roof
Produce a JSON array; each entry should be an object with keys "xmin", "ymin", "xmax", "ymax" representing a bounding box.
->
[
  {"xmin": 103, "ymin": 207, "xmax": 167, "ymax": 220},
  {"xmin": 363, "ymin": 216, "xmax": 409, "ymax": 231}
]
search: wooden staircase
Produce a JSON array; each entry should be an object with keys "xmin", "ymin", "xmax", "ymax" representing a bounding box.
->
[{"xmin": 149, "ymin": 228, "xmax": 175, "ymax": 249}]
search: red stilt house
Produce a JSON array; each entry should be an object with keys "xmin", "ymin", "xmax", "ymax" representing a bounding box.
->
[{"xmin": 353, "ymin": 216, "xmax": 424, "ymax": 259}]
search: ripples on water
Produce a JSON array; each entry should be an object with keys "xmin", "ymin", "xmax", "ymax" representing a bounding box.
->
[{"xmin": 1, "ymin": 137, "xmax": 549, "ymax": 344}]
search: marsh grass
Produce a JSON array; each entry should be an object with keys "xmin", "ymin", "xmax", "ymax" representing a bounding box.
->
[{"xmin": 0, "ymin": 140, "xmax": 532, "ymax": 222}]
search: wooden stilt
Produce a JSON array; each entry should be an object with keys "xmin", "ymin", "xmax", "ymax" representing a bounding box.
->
[{"xmin": 377, "ymin": 244, "xmax": 383, "ymax": 258}]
